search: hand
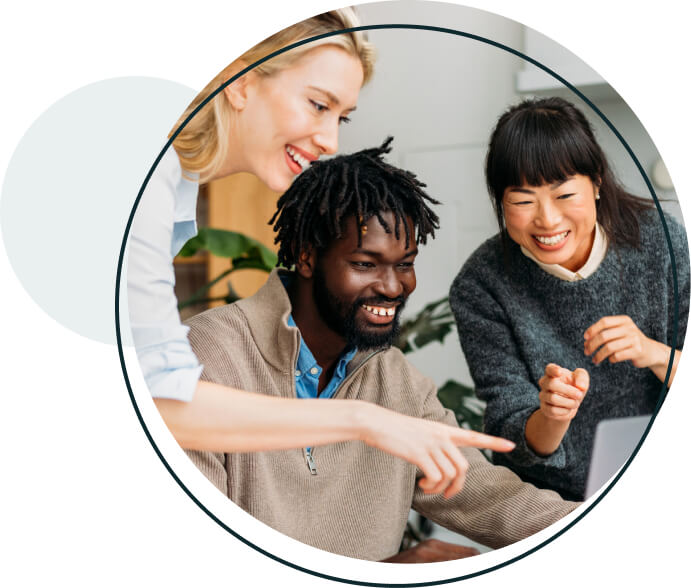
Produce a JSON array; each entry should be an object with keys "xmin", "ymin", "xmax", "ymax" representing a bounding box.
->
[
  {"xmin": 537, "ymin": 363, "xmax": 589, "ymax": 422},
  {"xmin": 584, "ymin": 315, "xmax": 669, "ymax": 369},
  {"xmin": 360, "ymin": 405, "xmax": 515, "ymax": 499},
  {"xmin": 381, "ymin": 539, "xmax": 480, "ymax": 563}
]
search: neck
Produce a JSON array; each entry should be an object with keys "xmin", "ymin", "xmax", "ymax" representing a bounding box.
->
[{"xmin": 289, "ymin": 279, "xmax": 348, "ymax": 373}]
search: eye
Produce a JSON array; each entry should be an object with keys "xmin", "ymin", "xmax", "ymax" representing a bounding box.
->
[
  {"xmin": 397, "ymin": 262, "xmax": 415, "ymax": 271},
  {"xmin": 309, "ymin": 99, "xmax": 328, "ymax": 112},
  {"xmin": 557, "ymin": 193, "xmax": 576, "ymax": 200},
  {"xmin": 509, "ymin": 200, "xmax": 533, "ymax": 206},
  {"xmin": 350, "ymin": 261, "xmax": 374, "ymax": 269},
  {"xmin": 339, "ymin": 115, "xmax": 351, "ymax": 125}
]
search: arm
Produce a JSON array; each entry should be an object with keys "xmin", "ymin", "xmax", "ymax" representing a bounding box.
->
[
  {"xmin": 582, "ymin": 214, "xmax": 689, "ymax": 387},
  {"xmin": 158, "ymin": 380, "xmax": 513, "ymax": 493},
  {"xmin": 127, "ymin": 149, "xmax": 203, "ymax": 402},
  {"xmin": 411, "ymin": 371, "xmax": 579, "ymax": 549},
  {"xmin": 525, "ymin": 364, "xmax": 589, "ymax": 456},
  {"xmin": 583, "ymin": 315, "xmax": 681, "ymax": 386},
  {"xmin": 449, "ymin": 266, "xmax": 568, "ymax": 469},
  {"xmin": 381, "ymin": 539, "xmax": 479, "ymax": 563}
]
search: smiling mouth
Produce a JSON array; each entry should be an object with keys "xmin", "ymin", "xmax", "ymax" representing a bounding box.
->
[
  {"xmin": 533, "ymin": 231, "xmax": 569, "ymax": 246},
  {"xmin": 285, "ymin": 145, "xmax": 310, "ymax": 172},
  {"xmin": 362, "ymin": 304, "xmax": 396, "ymax": 317}
]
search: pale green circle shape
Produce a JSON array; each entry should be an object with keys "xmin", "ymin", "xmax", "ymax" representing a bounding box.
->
[{"xmin": 1, "ymin": 77, "xmax": 195, "ymax": 345}]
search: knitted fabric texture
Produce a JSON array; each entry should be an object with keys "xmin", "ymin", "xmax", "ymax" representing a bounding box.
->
[
  {"xmin": 450, "ymin": 210, "xmax": 689, "ymax": 500},
  {"xmin": 184, "ymin": 269, "xmax": 578, "ymax": 560}
]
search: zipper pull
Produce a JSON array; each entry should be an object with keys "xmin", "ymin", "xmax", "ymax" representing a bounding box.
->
[{"xmin": 305, "ymin": 448, "xmax": 317, "ymax": 475}]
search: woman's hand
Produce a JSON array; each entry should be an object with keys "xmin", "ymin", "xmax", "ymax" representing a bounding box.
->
[
  {"xmin": 537, "ymin": 363, "xmax": 589, "ymax": 422},
  {"xmin": 525, "ymin": 363, "xmax": 589, "ymax": 457},
  {"xmin": 359, "ymin": 404, "xmax": 515, "ymax": 499},
  {"xmin": 584, "ymin": 315, "xmax": 680, "ymax": 385}
]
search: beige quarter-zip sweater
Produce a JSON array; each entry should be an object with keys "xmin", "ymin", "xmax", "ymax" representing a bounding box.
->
[{"xmin": 184, "ymin": 269, "xmax": 578, "ymax": 561}]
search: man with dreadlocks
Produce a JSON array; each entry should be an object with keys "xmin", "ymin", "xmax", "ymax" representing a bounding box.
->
[{"xmin": 184, "ymin": 138, "xmax": 578, "ymax": 562}]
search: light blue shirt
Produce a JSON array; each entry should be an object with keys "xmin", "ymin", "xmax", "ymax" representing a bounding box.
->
[
  {"xmin": 127, "ymin": 147, "xmax": 203, "ymax": 401},
  {"xmin": 287, "ymin": 315, "xmax": 357, "ymax": 400}
]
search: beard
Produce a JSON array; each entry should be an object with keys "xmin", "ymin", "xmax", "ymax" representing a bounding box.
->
[{"xmin": 311, "ymin": 265, "xmax": 406, "ymax": 351}]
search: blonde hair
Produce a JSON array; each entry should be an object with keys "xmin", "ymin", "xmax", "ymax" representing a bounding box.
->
[{"xmin": 171, "ymin": 8, "xmax": 375, "ymax": 183}]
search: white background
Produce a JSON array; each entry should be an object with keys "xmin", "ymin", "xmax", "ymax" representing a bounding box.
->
[{"xmin": 1, "ymin": 0, "xmax": 689, "ymax": 586}]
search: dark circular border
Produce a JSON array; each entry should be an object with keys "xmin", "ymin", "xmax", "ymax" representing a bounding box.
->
[{"xmin": 115, "ymin": 23, "xmax": 679, "ymax": 587}]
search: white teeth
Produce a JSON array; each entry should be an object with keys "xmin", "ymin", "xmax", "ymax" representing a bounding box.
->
[
  {"xmin": 363, "ymin": 305, "xmax": 396, "ymax": 317},
  {"xmin": 535, "ymin": 231, "xmax": 568, "ymax": 246},
  {"xmin": 286, "ymin": 146, "xmax": 309, "ymax": 171}
]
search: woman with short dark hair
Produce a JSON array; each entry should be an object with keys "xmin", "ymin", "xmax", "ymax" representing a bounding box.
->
[{"xmin": 450, "ymin": 96, "xmax": 689, "ymax": 500}]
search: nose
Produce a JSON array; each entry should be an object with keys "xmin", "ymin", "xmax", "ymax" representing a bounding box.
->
[
  {"xmin": 375, "ymin": 267, "xmax": 404, "ymax": 300},
  {"xmin": 535, "ymin": 199, "xmax": 562, "ymax": 228},
  {"xmin": 313, "ymin": 119, "xmax": 339, "ymax": 156}
]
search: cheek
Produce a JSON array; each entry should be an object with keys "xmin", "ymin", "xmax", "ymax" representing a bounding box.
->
[
  {"xmin": 404, "ymin": 273, "xmax": 416, "ymax": 295},
  {"xmin": 504, "ymin": 213, "xmax": 530, "ymax": 240}
]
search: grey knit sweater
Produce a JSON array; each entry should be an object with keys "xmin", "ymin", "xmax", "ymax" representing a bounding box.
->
[
  {"xmin": 450, "ymin": 210, "xmax": 689, "ymax": 500},
  {"xmin": 184, "ymin": 269, "xmax": 578, "ymax": 560}
]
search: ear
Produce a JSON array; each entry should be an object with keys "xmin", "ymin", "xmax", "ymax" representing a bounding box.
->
[
  {"xmin": 223, "ymin": 63, "xmax": 254, "ymax": 111},
  {"xmin": 295, "ymin": 247, "xmax": 317, "ymax": 279}
]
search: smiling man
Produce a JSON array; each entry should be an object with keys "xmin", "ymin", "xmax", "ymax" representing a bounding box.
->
[{"xmin": 183, "ymin": 138, "xmax": 578, "ymax": 561}]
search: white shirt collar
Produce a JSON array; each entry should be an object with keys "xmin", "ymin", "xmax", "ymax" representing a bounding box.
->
[{"xmin": 520, "ymin": 223, "xmax": 608, "ymax": 282}]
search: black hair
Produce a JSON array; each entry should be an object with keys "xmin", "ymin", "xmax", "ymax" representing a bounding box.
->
[
  {"xmin": 270, "ymin": 137, "xmax": 440, "ymax": 267},
  {"xmin": 486, "ymin": 96, "xmax": 653, "ymax": 253}
]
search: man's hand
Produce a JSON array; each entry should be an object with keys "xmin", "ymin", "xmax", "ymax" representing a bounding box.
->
[
  {"xmin": 360, "ymin": 404, "xmax": 515, "ymax": 499},
  {"xmin": 538, "ymin": 363, "xmax": 589, "ymax": 422},
  {"xmin": 381, "ymin": 539, "xmax": 480, "ymax": 563}
]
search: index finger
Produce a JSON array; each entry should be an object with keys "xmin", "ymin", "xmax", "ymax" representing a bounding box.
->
[
  {"xmin": 449, "ymin": 428, "xmax": 515, "ymax": 453},
  {"xmin": 545, "ymin": 363, "xmax": 571, "ymax": 380},
  {"xmin": 584, "ymin": 315, "xmax": 628, "ymax": 340}
]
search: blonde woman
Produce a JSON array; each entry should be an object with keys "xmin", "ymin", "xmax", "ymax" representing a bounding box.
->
[{"xmin": 128, "ymin": 9, "xmax": 513, "ymax": 497}]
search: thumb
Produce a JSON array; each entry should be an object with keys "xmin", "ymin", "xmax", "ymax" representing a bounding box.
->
[{"xmin": 573, "ymin": 368, "xmax": 590, "ymax": 392}]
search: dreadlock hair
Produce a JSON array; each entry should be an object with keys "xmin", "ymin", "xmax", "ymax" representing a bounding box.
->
[{"xmin": 270, "ymin": 137, "xmax": 441, "ymax": 268}]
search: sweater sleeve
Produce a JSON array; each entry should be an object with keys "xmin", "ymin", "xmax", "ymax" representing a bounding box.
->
[
  {"xmin": 409, "ymin": 368, "xmax": 579, "ymax": 549},
  {"xmin": 449, "ymin": 258, "xmax": 567, "ymax": 469},
  {"xmin": 665, "ymin": 215, "xmax": 689, "ymax": 351}
]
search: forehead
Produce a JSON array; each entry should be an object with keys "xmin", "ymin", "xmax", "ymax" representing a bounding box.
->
[
  {"xmin": 326, "ymin": 212, "xmax": 416, "ymax": 256},
  {"xmin": 277, "ymin": 45, "xmax": 363, "ymax": 103}
]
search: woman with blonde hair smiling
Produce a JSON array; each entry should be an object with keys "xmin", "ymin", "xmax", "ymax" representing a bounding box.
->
[{"xmin": 128, "ymin": 8, "xmax": 512, "ymax": 497}]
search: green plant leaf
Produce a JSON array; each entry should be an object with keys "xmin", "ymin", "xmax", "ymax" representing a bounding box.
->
[
  {"xmin": 178, "ymin": 227, "xmax": 277, "ymax": 270},
  {"xmin": 436, "ymin": 379, "xmax": 485, "ymax": 432},
  {"xmin": 395, "ymin": 296, "xmax": 456, "ymax": 352}
]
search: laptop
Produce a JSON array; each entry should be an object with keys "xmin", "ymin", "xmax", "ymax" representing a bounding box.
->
[{"xmin": 584, "ymin": 415, "xmax": 652, "ymax": 499}]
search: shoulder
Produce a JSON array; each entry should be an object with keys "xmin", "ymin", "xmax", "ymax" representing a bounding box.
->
[
  {"xmin": 370, "ymin": 346, "xmax": 436, "ymax": 389},
  {"xmin": 449, "ymin": 233, "xmax": 512, "ymax": 311},
  {"xmin": 633, "ymin": 207, "xmax": 688, "ymax": 266},
  {"xmin": 456, "ymin": 234, "xmax": 504, "ymax": 279},
  {"xmin": 185, "ymin": 303, "xmax": 248, "ymax": 343},
  {"xmin": 368, "ymin": 347, "xmax": 451, "ymax": 420}
]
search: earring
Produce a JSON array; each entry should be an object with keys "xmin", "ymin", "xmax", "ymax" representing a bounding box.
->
[{"xmin": 595, "ymin": 192, "xmax": 601, "ymax": 200}]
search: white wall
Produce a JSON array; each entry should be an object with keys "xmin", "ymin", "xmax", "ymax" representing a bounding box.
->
[
  {"xmin": 338, "ymin": 1, "xmax": 680, "ymax": 391},
  {"xmin": 339, "ymin": 1, "xmax": 524, "ymax": 388}
]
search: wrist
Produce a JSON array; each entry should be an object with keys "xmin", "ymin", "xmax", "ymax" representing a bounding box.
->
[
  {"xmin": 648, "ymin": 340, "xmax": 672, "ymax": 370},
  {"xmin": 350, "ymin": 400, "xmax": 378, "ymax": 443}
]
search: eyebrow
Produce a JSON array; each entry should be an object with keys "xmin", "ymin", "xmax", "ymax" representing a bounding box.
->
[
  {"xmin": 352, "ymin": 248, "xmax": 418, "ymax": 259},
  {"xmin": 308, "ymin": 85, "xmax": 357, "ymax": 112},
  {"xmin": 506, "ymin": 178, "xmax": 569, "ymax": 194}
]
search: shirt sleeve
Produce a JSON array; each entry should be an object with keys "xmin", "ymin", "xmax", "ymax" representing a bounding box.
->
[
  {"xmin": 126, "ymin": 152, "xmax": 203, "ymax": 401},
  {"xmin": 449, "ymin": 263, "xmax": 567, "ymax": 469},
  {"xmin": 408, "ymin": 367, "xmax": 579, "ymax": 549}
]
